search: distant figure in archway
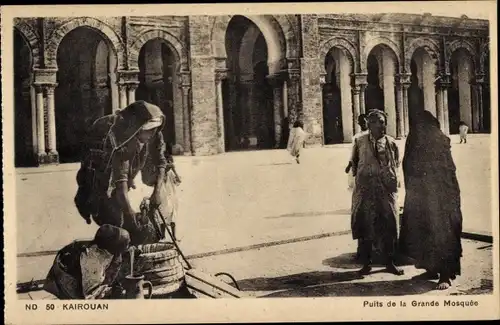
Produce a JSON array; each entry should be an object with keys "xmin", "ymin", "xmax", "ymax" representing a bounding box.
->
[{"xmin": 399, "ymin": 110, "xmax": 463, "ymax": 290}]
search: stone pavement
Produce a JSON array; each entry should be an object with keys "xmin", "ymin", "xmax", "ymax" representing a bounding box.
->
[
  {"xmin": 18, "ymin": 234, "xmax": 493, "ymax": 299},
  {"xmin": 14, "ymin": 134, "xmax": 494, "ymax": 295}
]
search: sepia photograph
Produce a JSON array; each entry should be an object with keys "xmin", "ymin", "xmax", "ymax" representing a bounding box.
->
[{"xmin": 3, "ymin": 1, "xmax": 498, "ymax": 323}]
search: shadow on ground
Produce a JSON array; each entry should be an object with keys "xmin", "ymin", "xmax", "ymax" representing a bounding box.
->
[
  {"xmin": 237, "ymin": 270, "xmax": 436, "ymax": 297},
  {"xmin": 322, "ymin": 252, "xmax": 414, "ymax": 270},
  {"xmin": 266, "ymin": 209, "xmax": 351, "ymax": 219}
]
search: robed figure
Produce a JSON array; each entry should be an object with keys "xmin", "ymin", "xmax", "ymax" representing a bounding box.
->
[{"xmin": 399, "ymin": 110, "xmax": 463, "ymax": 290}]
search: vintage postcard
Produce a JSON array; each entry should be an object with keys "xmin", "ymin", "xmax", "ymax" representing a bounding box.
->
[{"xmin": 2, "ymin": 1, "xmax": 499, "ymax": 323}]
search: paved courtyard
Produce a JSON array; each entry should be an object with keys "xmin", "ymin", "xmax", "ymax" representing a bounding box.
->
[{"xmin": 13, "ymin": 134, "xmax": 494, "ymax": 296}]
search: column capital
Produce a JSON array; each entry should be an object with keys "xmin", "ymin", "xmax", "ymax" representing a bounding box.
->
[
  {"xmin": 351, "ymin": 84, "xmax": 361, "ymax": 95},
  {"xmin": 127, "ymin": 82, "xmax": 140, "ymax": 91},
  {"xmin": 287, "ymin": 69, "xmax": 301, "ymax": 81},
  {"xmin": 215, "ymin": 69, "xmax": 229, "ymax": 82},
  {"xmin": 319, "ymin": 73, "xmax": 327, "ymax": 86},
  {"xmin": 352, "ymin": 73, "xmax": 368, "ymax": 87},
  {"xmin": 117, "ymin": 69, "xmax": 140, "ymax": 84},
  {"xmin": 33, "ymin": 82, "xmax": 58, "ymax": 92},
  {"xmin": 33, "ymin": 68, "xmax": 58, "ymax": 84},
  {"xmin": 44, "ymin": 83, "xmax": 58, "ymax": 94},
  {"xmin": 266, "ymin": 73, "xmax": 284, "ymax": 88},
  {"xmin": 473, "ymin": 73, "xmax": 486, "ymax": 85},
  {"xmin": 178, "ymin": 70, "xmax": 192, "ymax": 89},
  {"xmin": 395, "ymin": 73, "xmax": 411, "ymax": 85}
]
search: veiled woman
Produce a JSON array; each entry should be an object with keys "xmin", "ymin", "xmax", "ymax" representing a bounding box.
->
[{"xmin": 399, "ymin": 110, "xmax": 463, "ymax": 290}]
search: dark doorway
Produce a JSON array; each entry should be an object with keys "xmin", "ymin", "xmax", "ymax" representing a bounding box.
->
[
  {"xmin": 14, "ymin": 29, "xmax": 35, "ymax": 167},
  {"xmin": 365, "ymin": 53, "xmax": 384, "ymax": 112}
]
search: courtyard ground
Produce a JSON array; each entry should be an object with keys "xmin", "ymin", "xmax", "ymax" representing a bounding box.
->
[{"xmin": 13, "ymin": 134, "xmax": 495, "ymax": 297}]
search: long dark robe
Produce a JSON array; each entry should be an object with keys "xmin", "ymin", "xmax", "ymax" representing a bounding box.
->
[{"xmin": 399, "ymin": 111, "xmax": 463, "ymax": 277}]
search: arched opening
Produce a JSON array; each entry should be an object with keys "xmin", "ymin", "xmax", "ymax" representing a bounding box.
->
[
  {"xmin": 448, "ymin": 48, "xmax": 474, "ymax": 134},
  {"xmin": 223, "ymin": 15, "xmax": 276, "ymax": 151},
  {"xmin": 365, "ymin": 53, "xmax": 384, "ymax": 111},
  {"xmin": 55, "ymin": 27, "xmax": 117, "ymax": 163},
  {"xmin": 408, "ymin": 47, "xmax": 437, "ymax": 126},
  {"xmin": 365, "ymin": 45, "xmax": 398, "ymax": 136},
  {"xmin": 14, "ymin": 29, "xmax": 35, "ymax": 167},
  {"xmin": 323, "ymin": 47, "xmax": 353, "ymax": 144},
  {"xmin": 135, "ymin": 39, "xmax": 181, "ymax": 149}
]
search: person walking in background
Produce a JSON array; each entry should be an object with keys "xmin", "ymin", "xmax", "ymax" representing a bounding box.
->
[
  {"xmin": 399, "ymin": 110, "xmax": 463, "ymax": 290},
  {"xmin": 350, "ymin": 109, "xmax": 404, "ymax": 276},
  {"xmin": 287, "ymin": 120, "xmax": 308, "ymax": 164},
  {"xmin": 459, "ymin": 121, "xmax": 469, "ymax": 144}
]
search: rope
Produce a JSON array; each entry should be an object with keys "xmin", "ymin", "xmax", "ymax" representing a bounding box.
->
[{"xmin": 214, "ymin": 272, "xmax": 241, "ymax": 291}]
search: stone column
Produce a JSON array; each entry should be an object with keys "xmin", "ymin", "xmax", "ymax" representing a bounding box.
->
[
  {"xmin": 45, "ymin": 83, "xmax": 59, "ymax": 162},
  {"xmin": 439, "ymin": 74, "xmax": 451, "ymax": 135},
  {"xmin": 436, "ymin": 87, "xmax": 445, "ymax": 130},
  {"xmin": 34, "ymin": 85, "xmax": 47, "ymax": 162},
  {"xmin": 353, "ymin": 73, "xmax": 367, "ymax": 115},
  {"xmin": 382, "ymin": 56, "xmax": 397, "ymax": 138},
  {"xmin": 474, "ymin": 74, "xmax": 485, "ymax": 132},
  {"xmin": 442, "ymin": 87, "xmax": 450, "ymax": 135},
  {"xmin": 402, "ymin": 83, "xmax": 410, "ymax": 136},
  {"xmin": 359, "ymin": 84, "xmax": 367, "ymax": 114},
  {"xmin": 215, "ymin": 70, "xmax": 227, "ymax": 153},
  {"xmin": 119, "ymin": 84, "xmax": 127, "ymax": 109},
  {"xmin": 283, "ymin": 77, "xmax": 289, "ymax": 118},
  {"xmin": 109, "ymin": 73, "xmax": 119, "ymax": 112},
  {"xmin": 30, "ymin": 85, "xmax": 38, "ymax": 155},
  {"xmin": 268, "ymin": 74, "xmax": 284, "ymax": 148},
  {"xmin": 395, "ymin": 83, "xmax": 404, "ymax": 139},
  {"xmin": 352, "ymin": 85, "xmax": 361, "ymax": 135},
  {"xmin": 180, "ymin": 71, "xmax": 192, "ymax": 155},
  {"xmin": 127, "ymin": 83, "xmax": 139, "ymax": 105},
  {"xmin": 288, "ymin": 68, "xmax": 302, "ymax": 123},
  {"xmin": 396, "ymin": 73, "xmax": 411, "ymax": 137}
]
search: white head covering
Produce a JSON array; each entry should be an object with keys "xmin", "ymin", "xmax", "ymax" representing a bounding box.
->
[{"xmin": 142, "ymin": 117, "xmax": 163, "ymax": 131}]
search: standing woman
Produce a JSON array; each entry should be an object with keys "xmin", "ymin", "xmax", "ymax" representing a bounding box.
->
[
  {"xmin": 287, "ymin": 120, "xmax": 308, "ymax": 164},
  {"xmin": 399, "ymin": 110, "xmax": 463, "ymax": 290}
]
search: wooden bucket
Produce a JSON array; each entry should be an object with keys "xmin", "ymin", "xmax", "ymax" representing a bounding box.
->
[{"xmin": 135, "ymin": 242, "xmax": 186, "ymax": 296}]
